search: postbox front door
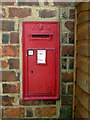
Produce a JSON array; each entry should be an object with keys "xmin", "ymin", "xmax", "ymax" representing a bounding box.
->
[{"xmin": 22, "ymin": 21, "xmax": 60, "ymax": 100}]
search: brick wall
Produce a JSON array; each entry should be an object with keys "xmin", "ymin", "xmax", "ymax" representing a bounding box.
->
[{"xmin": 0, "ymin": 1, "xmax": 75, "ymax": 119}]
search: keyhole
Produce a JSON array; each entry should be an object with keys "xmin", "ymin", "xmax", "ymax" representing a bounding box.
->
[{"xmin": 31, "ymin": 70, "xmax": 33, "ymax": 74}]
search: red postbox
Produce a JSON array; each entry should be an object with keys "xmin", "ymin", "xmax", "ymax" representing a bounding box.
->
[{"xmin": 22, "ymin": 21, "xmax": 60, "ymax": 100}]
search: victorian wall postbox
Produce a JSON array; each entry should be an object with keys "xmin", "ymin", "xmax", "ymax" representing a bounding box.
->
[{"xmin": 22, "ymin": 21, "xmax": 60, "ymax": 100}]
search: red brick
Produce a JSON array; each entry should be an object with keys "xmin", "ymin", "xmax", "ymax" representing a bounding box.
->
[
  {"xmin": 19, "ymin": 100, "xmax": 43, "ymax": 106},
  {"xmin": 39, "ymin": 10, "xmax": 56, "ymax": 18},
  {"xmin": 69, "ymin": 9, "xmax": 75, "ymax": 19},
  {"xmin": 53, "ymin": 2, "xmax": 74, "ymax": 6},
  {"xmin": 1, "ymin": 60, "xmax": 8, "ymax": 68},
  {"xmin": 2, "ymin": 21, "xmax": 15, "ymax": 31},
  {"xmin": 8, "ymin": 59, "xmax": 19, "ymax": 69},
  {"xmin": 61, "ymin": 84, "xmax": 66, "ymax": 94},
  {"xmin": 0, "ymin": 45, "xmax": 19, "ymax": 57},
  {"xmin": 62, "ymin": 72, "xmax": 73, "ymax": 82},
  {"xmin": 20, "ymin": 100, "xmax": 56, "ymax": 106},
  {"xmin": 68, "ymin": 84, "xmax": 73, "ymax": 94},
  {"xmin": 62, "ymin": 46, "xmax": 74, "ymax": 56},
  {"xmin": 69, "ymin": 59, "xmax": 74, "ymax": 69},
  {"xmin": 9, "ymin": 8, "xmax": 31, "ymax": 18},
  {"xmin": 35, "ymin": 106, "xmax": 56, "ymax": 117},
  {"xmin": 0, "ymin": 96, "xmax": 2, "ymax": 106},
  {"xmin": 2, "ymin": 96, "xmax": 14, "ymax": 106},
  {"xmin": 61, "ymin": 95, "xmax": 72, "ymax": 105},
  {"xmin": 0, "ymin": 84, "xmax": 2, "ymax": 94},
  {"xmin": 1, "ymin": 71, "xmax": 19, "ymax": 82},
  {"xmin": 26, "ymin": 108, "xmax": 33, "ymax": 117},
  {"xmin": 62, "ymin": 59, "xmax": 67, "ymax": 69},
  {"xmin": 18, "ymin": 1, "xmax": 39, "ymax": 6},
  {"xmin": 17, "ymin": 83, "xmax": 20, "ymax": 93},
  {"xmin": 2, "ymin": 34, "xmax": 9, "ymax": 44},
  {"xmin": 3, "ymin": 108, "xmax": 25, "ymax": 118},
  {"xmin": 43, "ymin": 100, "xmax": 56, "ymax": 105},
  {"xmin": 62, "ymin": 33, "xmax": 68, "ymax": 43},
  {"xmin": 3, "ymin": 83, "xmax": 20, "ymax": 93},
  {"xmin": 2, "ymin": 2, "xmax": 15, "ymax": 6},
  {"xmin": 10, "ymin": 32, "xmax": 19, "ymax": 44},
  {"xmin": 0, "ymin": 8, "xmax": 6, "ymax": 18},
  {"xmin": 0, "ymin": 47, "xmax": 2, "ymax": 57},
  {"xmin": 0, "ymin": 108, "xmax": 2, "ymax": 118},
  {"xmin": 65, "ymin": 21, "xmax": 74, "ymax": 31},
  {"xmin": 69, "ymin": 32, "xmax": 74, "ymax": 44},
  {"xmin": 2, "ymin": 8, "xmax": 6, "ymax": 18}
]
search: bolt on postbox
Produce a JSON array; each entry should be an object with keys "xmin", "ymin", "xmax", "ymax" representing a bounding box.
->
[{"xmin": 22, "ymin": 21, "xmax": 60, "ymax": 100}]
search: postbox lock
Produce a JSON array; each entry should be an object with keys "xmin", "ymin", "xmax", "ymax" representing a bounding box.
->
[{"xmin": 31, "ymin": 70, "xmax": 34, "ymax": 74}]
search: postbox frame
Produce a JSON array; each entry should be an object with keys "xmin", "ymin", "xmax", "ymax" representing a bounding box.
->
[{"xmin": 22, "ymin": 21, "xmax": 60, "ymax": 100}]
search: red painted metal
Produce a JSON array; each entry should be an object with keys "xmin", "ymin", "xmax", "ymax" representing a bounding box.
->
[{"xmin": 22, "ymin": 21, "xmax": 60, "ymax": 100}]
